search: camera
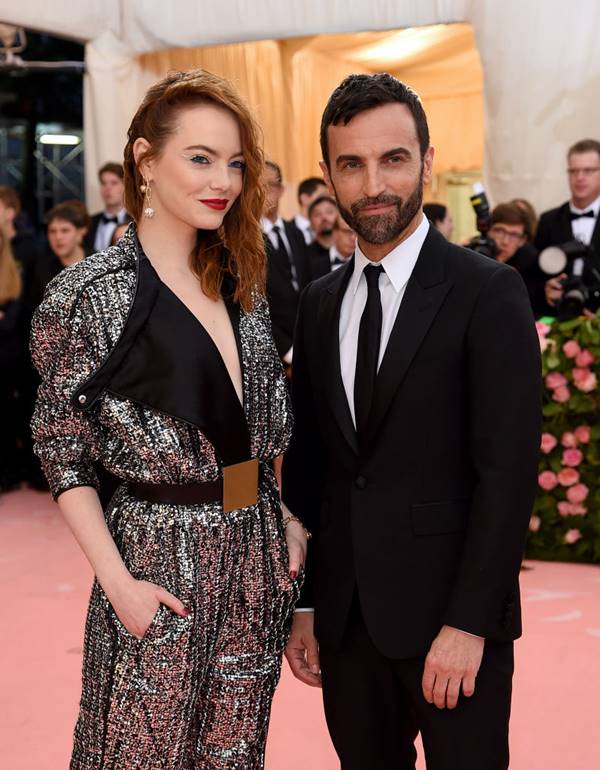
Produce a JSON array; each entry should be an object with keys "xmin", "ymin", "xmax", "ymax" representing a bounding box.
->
[
  {"xmin": 467, "ymin": 184, "xmax": 498, "ymax": 259},
  {"xmin": 538, "ymin": 240, "xmax": 600, "ymax": 320}
]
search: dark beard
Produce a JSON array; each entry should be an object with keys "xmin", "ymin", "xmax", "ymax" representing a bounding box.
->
[{"xmin": 334, "ymin": 167, "xmax": 424, "ymax": 245}]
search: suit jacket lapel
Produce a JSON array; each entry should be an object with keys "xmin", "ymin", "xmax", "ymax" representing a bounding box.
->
[
  {"xmin": 365, "ymin": 227, "xmax": 453, "ymax": 450},
  {"xmin": 317, "ymin": 259, "xmax": 359, "ymax": 455}
]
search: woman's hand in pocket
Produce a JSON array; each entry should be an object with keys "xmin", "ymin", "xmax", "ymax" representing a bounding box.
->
[
  {"xmin": 103, "ymin": 576, "xmax": 189, "ymax": 639},
  {"xmin": 283, "ymin": 509, "xmax": 308, "ymax": 580}
]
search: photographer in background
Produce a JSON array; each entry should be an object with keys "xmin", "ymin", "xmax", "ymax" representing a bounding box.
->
[
  {"xmin": 489, "ymin": 203, "xmax": 548, "ymax": 317},
  {"xmin": 536, "ymin": 139, "xmax": 600, "ymax": 310}
]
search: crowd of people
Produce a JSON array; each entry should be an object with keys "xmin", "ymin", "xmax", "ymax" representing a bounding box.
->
[{"xmin": 1, "ymin": 135, "xmax": 600, "ymax": 494}]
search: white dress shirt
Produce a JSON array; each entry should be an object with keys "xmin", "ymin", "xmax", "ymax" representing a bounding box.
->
[
  {"xmin": 570, "ymin": 195, "xmax": 600, "ymax": 245},
  {"xmin": 340, "ymin": 214, "xmax": 429, "ymax": 426},
  {"xmin": 262, "ymin": 216, "xmax": 293, "ymax": 256},
  {"xmin": 294, "ymin": 213, "xmax": 313, "ymax": 244},
  {"xmin": 94, "ymin": 207, "xmax": 128, "ymax": 252},
  {"xmin": 329, "ymin": 245, "xmax": 351, "ymax": 271}
]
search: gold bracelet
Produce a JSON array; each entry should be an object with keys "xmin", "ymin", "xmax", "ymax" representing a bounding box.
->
[{"xmin": 282, "ymin": 514, "xmax": 312, "ymax": 540}]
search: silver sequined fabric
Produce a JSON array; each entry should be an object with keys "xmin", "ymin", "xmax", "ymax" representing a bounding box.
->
[{"xmin": 30, "ymin": 228, "xmax": 299, "ymax": 769}]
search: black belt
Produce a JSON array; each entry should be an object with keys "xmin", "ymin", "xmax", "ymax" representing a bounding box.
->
[{"xmin": 127, "ymin": 458, "xmax": 260, "ymax": 512}]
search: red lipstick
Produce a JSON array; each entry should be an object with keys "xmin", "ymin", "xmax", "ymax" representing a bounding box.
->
[{"xmin": 200, "ymin": 199, "xmax": 229, "ymax": 211}]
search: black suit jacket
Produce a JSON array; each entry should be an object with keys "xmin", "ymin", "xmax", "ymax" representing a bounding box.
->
[
  {"xmin": 307, "ymin": 240, "xmax": 333, "ymax": 282},
  {"xmin": 265, "ymin": 221, "xmax": 310, "ymax": 358},
  {"xmin": 84, "ymin": 211, "xmax": 132, "ymax": 254},
  {"xmin": 535, "ymin": 201, "xmax": 600, "ymax": 253},
  {"xmin": 283, "ymin": 227, "xmax": 542, "ymax": 659}
]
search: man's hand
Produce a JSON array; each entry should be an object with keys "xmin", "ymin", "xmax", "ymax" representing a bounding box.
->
[
  {"xmin": 284, "ymin": 611, "xmax": 322, "ymax": 688},
  {"xmin": 422, "ymin": 625, "xmax": 485, "ymax": 709},
  {"xmin": 545, "ymin": 273, "xmax": 566, "ymax": 307}
]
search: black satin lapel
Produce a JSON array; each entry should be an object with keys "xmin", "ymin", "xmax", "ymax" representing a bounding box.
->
[
  {"xmin": 364, "ymin": 276, "xmax": 452, "ymax": 451},
  {"xmin": 318, "ymin": 261, "xmax": 359, "ymax": 455}
]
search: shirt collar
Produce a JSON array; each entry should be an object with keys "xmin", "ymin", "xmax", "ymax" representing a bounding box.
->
[
  {"xmin": 330, "ymin": 245, "xmax": 349, "ymax": 265},
  {"xmin": 295, "ymin": 213, "xmax": 311, "ymax": 231},
  {"xmin": 570, "ymin": 195, "xmax": 600, "ymax": 216},
  {"xmin": 349, "ymin": 214, "xmax": 430, "ymax": 296},
  {"xmin": 261, "ymin": 216, "xmax": 285, "ymax": 234}
]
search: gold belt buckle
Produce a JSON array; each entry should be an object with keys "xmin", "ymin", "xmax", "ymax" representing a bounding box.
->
[{"xmin": 222, "ymin": 458, "xmax": 259, "ymax": 513}]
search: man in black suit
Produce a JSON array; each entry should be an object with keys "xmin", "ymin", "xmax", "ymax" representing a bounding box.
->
[
  {"xmin": 535, "ymin": 139, "xmax": 600, "ymax": 309},
  {"xmin": 261, "ymin": 160, "xmax": 310, "ymax": 364},
  {"xmin": 308, "ymin": 213, "xmax": 356, "ymax": 282},
  {"xmin": 283, "ymin": 73, "xmax": 541, "ymax": 770},
  {"xmin": 84, "ymin": 162, "xmax": 130, "ymax": 254},
  {"xmin": 288, "ymin": 176, "xmax": 329, "ymax": 245},
  {"xmin": 305, "ymin": 195, "xmax": 339, "ymax": 281}
]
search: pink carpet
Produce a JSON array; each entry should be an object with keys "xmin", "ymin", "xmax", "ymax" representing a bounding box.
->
[{"xmin": 1, "ymin": 488, "xmax": 598, "ymax": 769}]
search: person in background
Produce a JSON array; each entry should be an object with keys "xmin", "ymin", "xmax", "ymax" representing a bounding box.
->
[
  {"xmin": 536, "ymin": 139, "xmax": 600, "ymax": 310},
  {"xmin": 262, "ymin": 160, "xmax": 310, "ymax": 367},
  {"xmin": 84, "ymin": 162, "xmax": 130, "ymax": 254},
  {"xmin": 0, "ymin": 225, "xmax": 25, "ymax": 491},
  {"xmin": 21, "ymin": 201, "xmax": 90, "ymax": 491},
  {"xmin": 289, "ymin": 176, "xmax": 328, "ymax": 244},
  {"xmin": 510, "ymin": 198, "xmax": 538, "ymax": 243},
  {"xmin": 0, "ymin": 186, "xmax": 41, "ymax": 294},
  {"xmin": 308, "ymin": 214, "xmax": 356, "ymax": 281},
  {"xmin": 305, "ymin": 195, "xmax": 339, "ymax": 276},
  {"xmin": 423, "ymin": 201, "xmax": 454, "ymax": 240}
]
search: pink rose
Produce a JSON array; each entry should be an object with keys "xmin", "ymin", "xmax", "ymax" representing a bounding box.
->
[
  {"xmin": 575, "ymin": 349, "xmax": 595, "ymax": 367},
  {"xmin": 541, "ymin": 433, "xmax": 558, "ymax": 453},
  {"xmin": 562, "ymin": 448, "xmax": 583, "ymax": 466},
  {"xmin": 572, "ymin": 367, "xmax": 589, "ymax": 384},
  {"xmin": 576, "ymin": 372, "xmax": 598, "ymax": 393},
  {"xmin": 564, "ymin": 528, "xmax": 582, "ymax": 544},
  {"xmin": 561, "ymin": 432, "xmax": 578, "ymax": 448},
  {"xmin": 529, "ymin": 515, "xmax": 541, "ymax": 531},
  {"xmin": 574, "ymin": 426, "xmax": 591, "ymax": 444},
  {"xmin": 566, "ymin": 483, "xmax": 589, "ymax": 503},
  {"xmin": 557, "ymin": 467, "xmax": 580, "ymax": 486},
  {"xmin": 552, "ymin": 386, "xmax": 571, "ymax": 403},
  {"xmin": 563, "ymin": 340, "xmax": 581, "ymax": 358},
  {"xmin": 558, "ymin": 502, "xmax": 587, "ymax": 516},
  {"xmin": 536, "ymin": 321, "xmax": 551, "ymax": 336},
  {"xmin": 546, "ymin": 372, "xmax": 567, "ymax": 389},
  {"xmin": 538, "ymin": 471, "xmax": 559, "ymax": 491}
]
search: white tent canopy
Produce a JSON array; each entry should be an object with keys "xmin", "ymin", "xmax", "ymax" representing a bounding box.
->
[{"xmin": 2, "ymin": 0, "xmax": 600, "ymax": 214}]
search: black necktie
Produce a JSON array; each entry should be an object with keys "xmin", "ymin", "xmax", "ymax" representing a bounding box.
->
[
  {"xmin": 100, "ymin": 213, "xmax": 118, "ymax": 224},
  {"xmin": 354, "ymin": 264, "xmax": 384, "ymax": 444},
  {"xmin": 569, "ymin": 210, "xmax": 595, "ymax": 221},
  {"xmin": 272, "ymin": 224, "xmax": 299, "ymax": 291}
]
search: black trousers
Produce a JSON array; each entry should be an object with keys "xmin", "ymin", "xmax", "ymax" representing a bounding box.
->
[{"xmin": 319, "ymin": 597, "xmax": 513, "ymax": 770}]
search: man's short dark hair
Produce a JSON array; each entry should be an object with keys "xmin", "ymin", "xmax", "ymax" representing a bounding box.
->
[
  {"xmin": 320, "ymin": 73, "xmax": 430, "ymax": 169},
  {"xmin": 308, "ymin": 195, "xmax": 337, "ymax": 219},
  {"xmin": 491, "ymin": 203, "xmax": 529, "ymax": 239},
  {"xmin": 265, "ymin": 160, "xmax": 283, "ymax": 185},
  {"xmin": 98, "ymin": 162, "xmax": 124, "ymax": 181},
  {"xmin": 423, "ymin": 203, "xmax": 447, "ymax": 226},
  {"xmin": 297, "ymin": 176, "xmax": 326, "ymax": 202},
  {"xmin": 0, "ymin": 185, "xmax": 21, "ymax": 216},
  {"xmin": 567, "ymin": 139, "xmax": 600, "ymax": 159}
]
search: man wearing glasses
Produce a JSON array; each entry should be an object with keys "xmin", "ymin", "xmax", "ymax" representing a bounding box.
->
[{"xmin": 536, "ymin": 139, "xmax": 600, "ymax": 309}]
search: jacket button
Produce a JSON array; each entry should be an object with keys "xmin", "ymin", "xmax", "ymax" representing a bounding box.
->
[
  {"xmin": 78, "ymin": 394, "xmax": 87, "ymax": 405},
  {"xmin": 354, "ymin": 475, "xmax": 367, "ymax": 490}
]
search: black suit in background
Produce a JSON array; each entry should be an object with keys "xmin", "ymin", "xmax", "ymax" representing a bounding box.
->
[
  {"xmin": 283, "ymin": 227, "xmax": 542, "ymax": 769},
  {"xmin": 505, "ymin": 241, "xmax": 552, "ymax": 317},
  {"xmin": 535, "ymin": 200, "xmax": 600, "ymax": 253},
  {"xmin": 306, "ymin": 239, "xmax": 332, "ymax": 282},
  {"xmin": 264, "ymin": 220, "xmax": 309, "ymax": 359}
]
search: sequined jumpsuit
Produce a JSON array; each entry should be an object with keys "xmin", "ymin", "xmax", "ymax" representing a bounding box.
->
[{"xmin": 30, "ymin": 227, "xmax": 299, "ymax": 769}]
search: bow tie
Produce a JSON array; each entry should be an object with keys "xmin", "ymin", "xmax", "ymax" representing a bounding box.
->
[
  {"xmin": 100, "ymin": 213, "xmax": 118, "ymax": 224},
  {"xmin": 332, "ymin": 256, "xmax": 347, "ymax": 266},
  {"xmin": 569, "ymin": 210, "xmax": 596, "ymax": 221}
]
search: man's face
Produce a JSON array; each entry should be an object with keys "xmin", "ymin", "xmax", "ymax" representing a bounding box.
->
[
  {"xmin": 309, "ymin": 200, "xmax": 338, "ymax": 237},
  {"xmin": 320, "ymin": 102, "xmax": 433, "ymax": 247},
  {"xmin": 99, "ymin": 171, "xmax": 125, "ymax": 209},
  {"xmin": 262, "ymin": 165, "xmax": 284, "ymax": 218},
  {"xmin": 489, "ymin": 222, "xmax": 526, "ymax": 262},
  {"xmin": 567, "ymin": 150, "xmax": 600, "ymax": 206},
  {"xmin": 333, "ymin": 219, "xmax": 357, "ymax": 257}
]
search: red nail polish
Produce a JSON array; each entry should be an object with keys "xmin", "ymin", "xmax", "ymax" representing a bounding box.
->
[{"xmin": 289, "ymin": 570, "xmax": 298, "ymax": 580}]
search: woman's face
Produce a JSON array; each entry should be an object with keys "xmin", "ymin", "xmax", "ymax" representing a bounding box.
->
[
  {"xmin": 138, "ymin": 103, "xmax": 245, "ymax": 232},
  {"xmin": 47, "ymin": 219, "xmax": 85, "ymax": 261}
]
